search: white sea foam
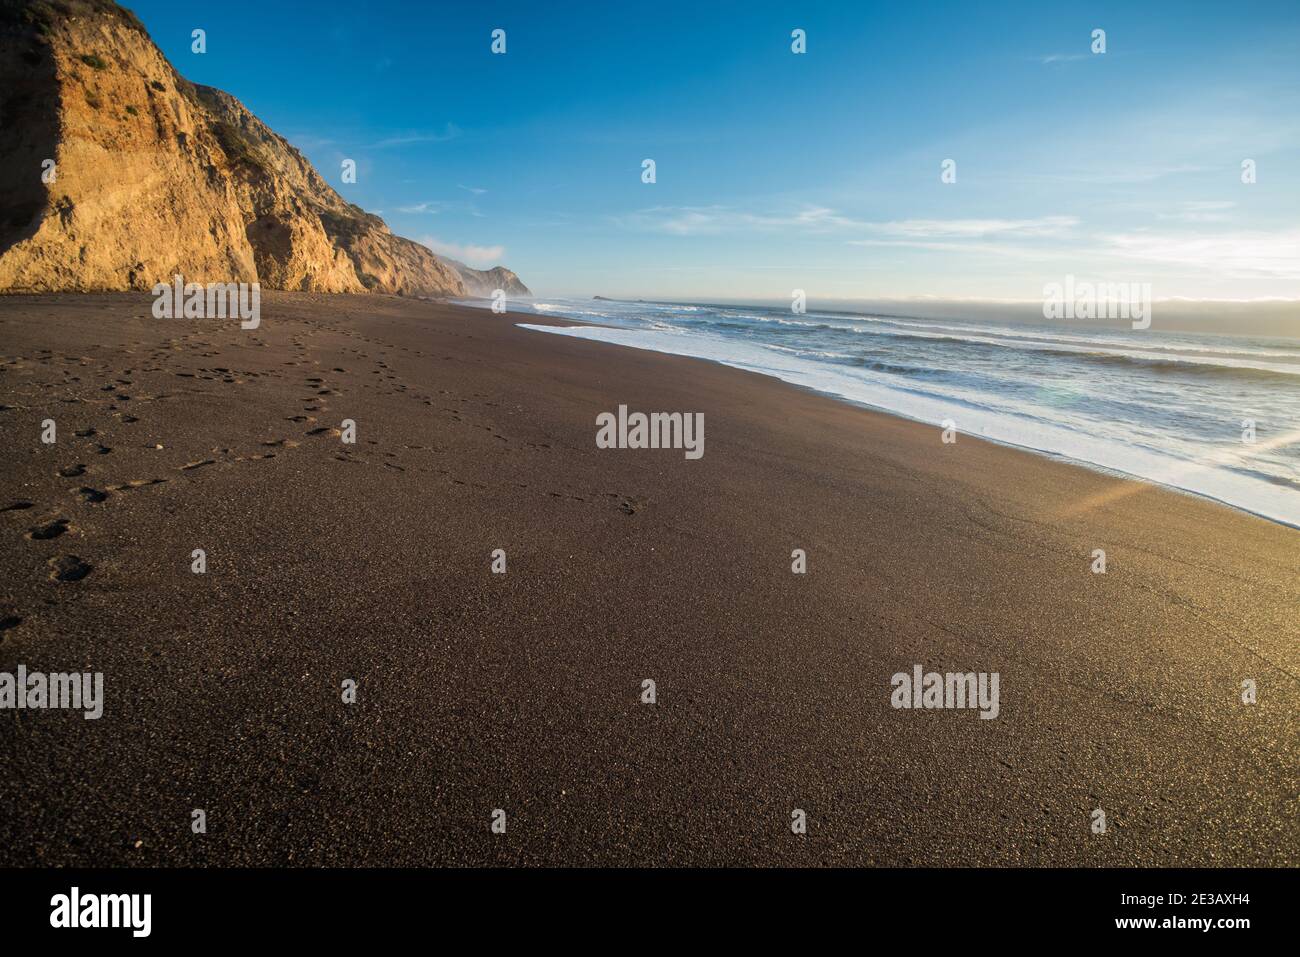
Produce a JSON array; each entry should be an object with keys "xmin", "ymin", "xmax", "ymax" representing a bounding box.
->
[
  {"xmin": 517, "ymin": 321, "xmax": 1300, "ymax": 528},
  {"xmin": 834, "ymin": 323, "xmax": 1300, "ymax": 375}
]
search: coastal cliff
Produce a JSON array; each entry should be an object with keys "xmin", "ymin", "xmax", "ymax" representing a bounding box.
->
[{"xmin": 0, "ymin": 0, "xmax": 528, "ymax": 298}]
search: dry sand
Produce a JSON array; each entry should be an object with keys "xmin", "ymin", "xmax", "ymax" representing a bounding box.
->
[{"xmin": 0, "ymin": 293, "xmax": 1295, "ymax": 866}]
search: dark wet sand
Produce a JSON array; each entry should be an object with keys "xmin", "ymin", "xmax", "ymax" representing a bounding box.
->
[{"xmin": 0, "ymin": 292, "xmax": 1295, "ymax": 866}]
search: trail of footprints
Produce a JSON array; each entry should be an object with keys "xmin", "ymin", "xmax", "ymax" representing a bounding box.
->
[
  {"xmin": 299, "ymin": 334, "xmax": 644, "ymax": 507},
  {"xmin": 3, "ymin": 317, "xmax": 644, "ymax": 635},
  {"xmin": 3, "ymin": 335, "xmax": 293, "ymax": 605}
]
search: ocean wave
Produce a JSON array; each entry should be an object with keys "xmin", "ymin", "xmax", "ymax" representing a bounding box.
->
[
  {"xmin": 825, "ymin": 314, "xmax": 1300, "ymax": 359},
  {"xmin": 833, "ymin": 326, "xmax": 1300, "ymax": 376},
  {"xmin": 516, "ymin": 319, "xmax": 1300, "ymax": 529}
]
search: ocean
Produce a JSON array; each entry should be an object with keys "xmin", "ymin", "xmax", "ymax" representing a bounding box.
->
[{"xmin": 459, "ymin": 297, "xmax": 1300, "ymax": 528}]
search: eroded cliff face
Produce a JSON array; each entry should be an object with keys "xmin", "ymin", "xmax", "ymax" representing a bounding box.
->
[{"xmin": 0, "ymin": 0, "xmax": 500, "ymax": 298}]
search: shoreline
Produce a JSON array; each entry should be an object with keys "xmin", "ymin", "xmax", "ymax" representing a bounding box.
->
[
  {"xmin": 0, "ymin": 293, "xmax": 1295, "ymax": 866},
  {"xmin": 521, "ymin": 318, "xmax": 1300, "ymax": 531},
  {"xmin": 506, "ymin": 310, "xmax": 1300, "ymax": 531}
]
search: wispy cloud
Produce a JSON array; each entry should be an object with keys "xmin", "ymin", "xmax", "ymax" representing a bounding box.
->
[
  {"xmin": 458, "ymin": 184, "xmax": 488, "ymax": 195},
  {"xmin": 617, "ymin": 199, "xmax": 1297, "ymax": 285},
  {"xmin": 849, "ymin": 216, "xmax": 1080, "ymax": 241},
  {"xmin": 396, "ymin": 201, "xmax": 448, "ymax": 214},
  {"xmin": 617, "ymin": 204, "xmax": 859, "ymax": 235},
  {"xmin": 1101, "ymin": 229, "xmax": 1300, "ymax": 279},
  {"xmin": 847, "ymin": 221, "xmax": 1300, "ymax": 280},
  {"xmin": 397, "ymin": 198, "xmax": 486, "ymax": 217},
  {"xmin": 621, "ymin": 206, "xmax": 1081, "ymax": 241},
  {"xmin": 419, "ymin": 236, "xmax": 505, "ymax": 266},
  {"xmin": 1026, "ymin": 164, "xmax": 1212, "ymax": 186},
  {"xmin": 1157, "ymin": 200, "xmax": 1237, "ymax": 223},
  {"xmin": 365, "ymin": 123, "xmax": 461, "ymax": 149}
]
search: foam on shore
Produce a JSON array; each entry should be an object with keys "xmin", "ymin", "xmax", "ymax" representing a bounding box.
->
[{"xmin": 519, "ymin": 321, "xmax": 1300, "ymax": 529}]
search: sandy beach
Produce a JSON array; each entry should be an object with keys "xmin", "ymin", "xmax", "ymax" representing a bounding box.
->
[{"xmin": 0, "ymin": 293, "xmax": 1295, "ymax": 866}]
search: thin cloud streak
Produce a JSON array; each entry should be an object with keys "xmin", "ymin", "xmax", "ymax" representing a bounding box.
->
[{"xmin": 365, "ymin": 123, "xmax": 461, "ymax": 149}]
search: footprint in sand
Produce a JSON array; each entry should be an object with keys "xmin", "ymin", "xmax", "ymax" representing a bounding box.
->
[
  {"xmin": 76, "ymin": 487, "xmax": 109, "ymax": 504},
  {"xmin": 27, "ymin": 518, "xmax": 72, "ymax": 540},
  {"xmin": 110, "ymin": 479, "xmax": 168, "ymax": 490},
  {"xmin": 180, "ymin": 459, "xmax": 216, "ymax": 471},
  {"xmin": 2, "ymin": 501, "xmax": 36, "ymax": 512},
  {"xmin": 48, "ymin": 555, "xmax": 93, "ymax": 582},
  {"xmin": 57, "ymin": 464, "xmax": 87, "ymax": 477}
]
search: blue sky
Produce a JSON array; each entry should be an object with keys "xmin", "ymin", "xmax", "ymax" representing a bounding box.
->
[{"xmin": 128, "ymin": 0, "xmax": 1300, "ymax": 301}]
